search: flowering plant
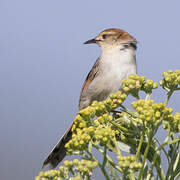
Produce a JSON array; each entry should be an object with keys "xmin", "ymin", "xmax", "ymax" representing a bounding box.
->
[{"xmin": 36, "ymin": 70, "xmax": 180, "ymax": 180}]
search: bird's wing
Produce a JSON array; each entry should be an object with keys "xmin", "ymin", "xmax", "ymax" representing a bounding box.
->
[
  {"xmin": 78, "ymin": 57, "xmax": 100, "ymax": 110},
  {"xmin": 80, "ymin": 57, "xmax": 100, "ymax": 93}
]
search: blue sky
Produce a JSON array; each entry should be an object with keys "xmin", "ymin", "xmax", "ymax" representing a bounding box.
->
[{"xmin": 0, "ymin": 1, "xmax": 180, "ymax": 179}]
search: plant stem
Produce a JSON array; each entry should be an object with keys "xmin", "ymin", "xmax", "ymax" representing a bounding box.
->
[
  {"xmin": 138, "ymin": 130, "xmax": 153, "ymax": 180},
  {"xmin": 165, "ymin": 90, "xmax": 174, "ymax": 106},
  {"xmin": 166, "ymin": 139, "xmax": 180, "ymax": 180},
  {"xmin": 135, "ymin": 132, "xmax": 144, "ymax": 161},
  {"xmin": 113, "ymin": 138, "xmax": 122, "ymax": 156},
  {"xmin": 147, "ymin": 135, "xmax": 171, "ymax": 180},
  {"xmin": 87, "ymin": 150, "xmax": 110, "ymax": 180},
  {"xmin": 102, "ymin": 146, "xmax": 107, "ymax": 167},
  {"xmin": 168, "ymin": 138, "xmax": 180, "ymax": 145},
  {"xmin": 155, "ymin": 138, "xmax": 170, "ymax": 163},
  {"xmin": 110, "ymin": 121, "xmax": 130, "ymax": 133},
  {"xmin": 120, "ymin": 105, "xmax": 138, "ymax": 118},
  {"xmin": 145, "ymin": 93, "xmax": 152, "ymax": 100},
  {"xmin": 88, "ymin": 142, "xmax": 92, "ymax": 153},
  {"xmin": 93, "ymin": 144, "xmax": 123, "ymax": 172},
  {"xmin": 155, "ymin": 164, "xmax": 165, "ymax": 180},
  {"xmin": 99, "ymin": 163, "xmax": 110, "ymax": 180}
]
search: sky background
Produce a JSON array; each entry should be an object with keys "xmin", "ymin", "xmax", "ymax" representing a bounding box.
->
[{"xmin": 0, "ymin": 0, "xmax": 180, "ymax": 179}]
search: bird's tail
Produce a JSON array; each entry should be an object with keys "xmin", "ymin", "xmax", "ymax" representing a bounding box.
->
[{"xmin": 42, "ymin": 123, "xmax": 73, "ymax": 169}]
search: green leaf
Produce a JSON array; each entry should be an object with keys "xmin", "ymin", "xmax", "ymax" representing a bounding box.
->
[{"xmin": 117, "ymin": 141, "xmax": 136, "ymax": 154}]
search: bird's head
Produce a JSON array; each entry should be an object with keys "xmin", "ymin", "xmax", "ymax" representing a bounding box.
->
[{"xmin": 84, "ymin": 28, "xmax": 137, "ymax": 50}]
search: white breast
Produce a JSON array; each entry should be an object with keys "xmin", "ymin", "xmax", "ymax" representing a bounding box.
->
[{"xmin": 96, "ymin": 46, "xmax": 136, "ymax": 93}]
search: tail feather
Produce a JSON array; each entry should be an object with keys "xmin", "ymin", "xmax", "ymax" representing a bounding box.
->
[{"xmin": 42, "ymin": 124, "xmax": 73, "ymax": 169}]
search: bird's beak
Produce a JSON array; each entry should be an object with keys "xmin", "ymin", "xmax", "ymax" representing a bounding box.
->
[{"xmin": 84, "ymin": 38, "xmax": 97, "ymax": 44}]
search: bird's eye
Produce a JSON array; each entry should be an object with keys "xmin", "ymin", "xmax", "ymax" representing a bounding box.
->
[
  {"xmin": 102, "ymin": 34, "xmax": 107, "ymax": 39},
  {"xmin": 118, "ymin": 33, "xmax": 123, "ymax": 38}
]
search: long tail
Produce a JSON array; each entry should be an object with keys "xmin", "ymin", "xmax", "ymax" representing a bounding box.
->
[{"xmin": 42, "ymin": 124, "xmax": 73, "ymax": 169}]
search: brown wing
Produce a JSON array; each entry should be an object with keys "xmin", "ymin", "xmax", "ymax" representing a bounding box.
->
[{"xmin": 80, "ymin": 58, "xmax": 100, "ymax": 93}]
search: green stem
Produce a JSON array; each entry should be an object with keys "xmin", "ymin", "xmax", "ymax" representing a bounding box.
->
[
  {"xmin": 166, "ymin": 137, "xmax": 180, "ymax": 180},
  {"xmin": 110, "ymin": 121, "xmax": 131, "ymax": 133},
  {"xmin": 135, "ymin": 132, "xmax": 144, "ymax": 161},
  {"xmin": 173, "ymin": 151, "xmax": 180, "ymax": 175},
  {"xmin": 113, "ymin": 138, "xmax": 122, "ymax": 156},
  {"xmin": 175, "ymin": 87, "xmax": 180, "ymax": 91},
  {"xmin": 93, "ymin": 144, "xmax": 122, "ymax": 172},
  {"xmin": 102, "ymin": 146, "xmax": 107, "ymax": 167},
  {"xmin": 145, "ymin": 93, "xmax": 152, "ymax": 100},
  {"xmin": 168, "ymin": 138, "xmax": 180, "ymax": 145},
  {"xmin": 165, "ymin": 90, "xmax": 174, "ymax": 106},
  {"xmin": 147, "ymin": 135, "xmax": 171, "ymax": 180},
  {"xmin": 155, "ymin": 138, "xmax": 170, "ymax": 163},
  {"xmin": 88, "ymin": 142, "xmax": 92, "ymax": 153},
  {"xmin": 120, "ymin": 105, "xmax": 138, "ymax": 118},
  {"xmin": 99, "ymin": 163, "xmax": 110, "ymax": 180},
  {"xmin": 106, "ymin": 156, "xmax": 122, "ymax": 173},
  {"xmin": 86, "ymin": 150, "xmax": 110, "ymax": 180},
  {"xmin": 156, "ymin": 165, "xmax": 165, "ymax": 180},
  {"xmin": 138, "ymin": 131, "xmax": 153, "ymax": 180}
]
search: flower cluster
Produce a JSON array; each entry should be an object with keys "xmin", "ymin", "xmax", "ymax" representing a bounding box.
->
[
  {"xmin": 131, "ymin": 100, "xmax": 173, "ymax": 126},
  {"xmin": 104, "ymin": 91, "xmax": 127, "ymax": 110},
  {"xmin": 122, "ymin": 74, "xmax": 158, "ymax": 97},
  {"xmin": 71, "ymin": 109, "xmax": 94, "ymax": 134},
  {"xmin": 66, "ymin": 125, "xmax": 116, "ymax": 153},
  {"xmin": 94, "ymin": 126, "xmax": 115, "ymax": 146},
  {"xmin": 163, "ymin": 112, "xmax": 180, "ymax": 133},
  {"xmin": 94, "ymin": 114, "xmax": 113, "ymax": 126},
  {"xmin": 63, "ymin": 159, "xmax": 98, "ymax": 176},
  {"xmin": 36, "ymin": 169, "xmax": 64, "ymax": 180},
  {"xmin": 36, "ymin": 159, "xmax": 98, "ymax": 180},
  {"xmin": 72, "ymin": 91, "xmax": 127, "ymax": 133},
  {"xmin": 159, "ymin": 70, "xmax": 180, "ymax": 90},
  {"xmin": 66, "ymin": 126, "xmax": 95, "ymax": 153},
  {"xmin": 66, "ymin": 90, "xmax": 128, "ymax": 155},
  {"xmin": 117, "ymin": 155, "xmax": 142, "ymax": 171},
  {"xmin": 91, "ymin": 101, "xmax": 107, "ymax": 116}
]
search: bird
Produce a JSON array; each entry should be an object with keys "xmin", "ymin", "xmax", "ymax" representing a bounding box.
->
[{"xmin": 42, "ymin": 28, "xmax": 137, "ymax": 169}]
